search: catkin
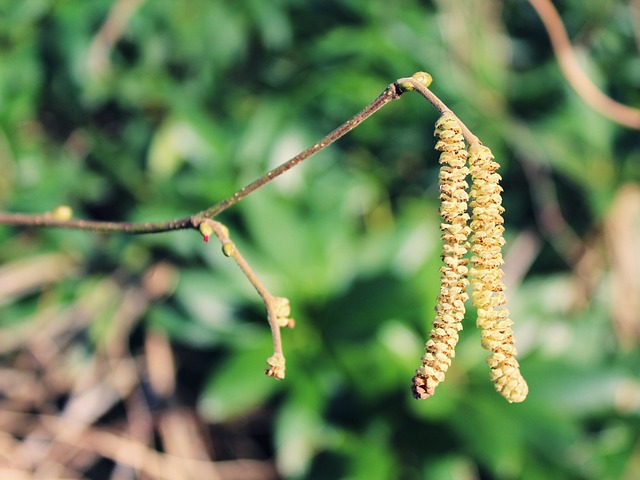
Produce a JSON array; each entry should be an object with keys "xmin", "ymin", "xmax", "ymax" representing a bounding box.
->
[
  {"xmin": 412, "ymin": 112, "xmax": 471, "ymax": 399},
  {"xmin": 468, "ymin": 144, "xmax": 528, "ymax": 403}
]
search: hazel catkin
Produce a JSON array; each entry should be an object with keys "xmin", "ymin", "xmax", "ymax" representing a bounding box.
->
[
  {"xmin": 468, "ymin": 144, "xmax": 528, "ymax": 403},
  {"xmin": 412, "ymin": 112, "xmax": 471, "ymax": 400}
]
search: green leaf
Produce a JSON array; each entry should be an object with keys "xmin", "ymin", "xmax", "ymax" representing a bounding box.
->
[{"xmin": 198, "ymin": 332, "xmax": 280, "ymax": 422}]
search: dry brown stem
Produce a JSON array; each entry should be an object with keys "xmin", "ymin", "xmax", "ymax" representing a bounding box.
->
[{"xmin": 528, "ymin": 0, "xmax": 640, "ymax": 129}]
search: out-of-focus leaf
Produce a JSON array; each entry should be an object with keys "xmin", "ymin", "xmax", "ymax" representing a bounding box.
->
[
  {"xmin": 147, "ymin": 117, "xmax": 206, "ymax": 179},
  {"xmin": 198, "ymin": 332, "xmax": 281, "ymax": 422},
  {"xmin": 275, "ymin": 381, "xmax": 336, "ymax": 478},
  {"xmin": 422, "ymin": 455, "xmax": 478, "ymax": 480},
  {"xmin": 147, "ymin": 304, "xmax": 220, "ymax": 348},
  {"xmin": 342, "ymin": 422, "xmax": 396, "ymax": 480}
]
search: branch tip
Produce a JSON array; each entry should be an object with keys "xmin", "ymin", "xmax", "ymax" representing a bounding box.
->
[
  {"xmin": 266, "ymin": 353, "xmax": 286, "ymax": 380},
  {"xmin": 412, "ymin": 71, "xmax": 433, "ymax": 88}
]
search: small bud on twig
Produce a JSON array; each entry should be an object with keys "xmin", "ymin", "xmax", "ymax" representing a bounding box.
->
[
  {"xmin": 199, "ymin": 221, "xmax": 214, "ymax": 243},
  {"xmin": 52, "ymin": 205, "xmax": 73, "ymax": 221}
]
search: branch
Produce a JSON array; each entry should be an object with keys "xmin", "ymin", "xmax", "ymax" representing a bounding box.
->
[
  {"xmin": 200, "ymin": 219, "xmax": 294, "ymax": 379},
  {"xmin": 528, "ymin": 0, "xmax": 640, "ymax": 129},
  {"xmin": 0, "ymin": 209, "xmax": 195, "ymax": 234},
  {"xmin": 193, "ymin": 79, "xmax": 410, "ymax": 221},
  {"xmin": 0, "ymin": 76, "xmax": 412, "ymax": 233},
  {"xmin": 398, "ymin": 73, "xmax": 480, "ymax": 145},
  {"xmin": 1, "ymin": 71, "xmax": 464, "ymax": 233}
]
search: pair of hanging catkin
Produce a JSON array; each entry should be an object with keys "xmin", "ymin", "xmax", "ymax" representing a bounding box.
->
[{"xmin": 411, "ymin": 112, "xmax": 528, "ymax": 403}]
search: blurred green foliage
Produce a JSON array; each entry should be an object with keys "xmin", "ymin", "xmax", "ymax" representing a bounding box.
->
[{"xmin": 1, "ymin": 0, "xmax": 640, "ymax": 478}]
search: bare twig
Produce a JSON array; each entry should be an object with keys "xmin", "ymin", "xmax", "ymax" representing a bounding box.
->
[
  {"xmin": 0, "ymin": 209, "xmax": 195, "ymax": 234},
  {"xmin": 194, "ymin": 80, "xmax": 408, "ymax": 221},
  {"xmin": 399, "ymin": 74, "xmax": 481, "ymax": 145},
  {"xmin": 0, "ymin": 71, "xmax": 465, "ymax": 234},
  {"xmin": 528, "ymin": 0, "xmax": 640, "ymax": 129},
  {"xmin": 0, "ymin": 78, "xmax": 408, "ymax": 234},
  {"xmin": 201, "ymin": 219, "xmax": 294, "ymax": 379}
]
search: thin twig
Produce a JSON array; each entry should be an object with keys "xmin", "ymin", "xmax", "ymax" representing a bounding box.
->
[
  {"xmin": 203, "ymin": 219, "xmax": 293, "ymax": 379},
  {"xmin": 396, "ymin": 75, "xmax": 480, "ymax": 145},
  {"xmin": 0, "ymin": 211, "xmax": 195, "ymax": 233},
  {"xmin": 0, "ymin": 79, "xmax": 409, "ymax": 234},
  {"xmin": 0, "ymin": 72, "xmax": 465, "ymax": 233},
  {"xmin": 632, "ymin": 0, "xmax": 640, "ymax": 54},
  {"xmin": 194, "ymin": 81, "xmax": 407, "ymax": 221}
]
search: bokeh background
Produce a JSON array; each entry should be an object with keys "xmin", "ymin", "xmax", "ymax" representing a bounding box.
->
[{"xmin": 1, "ymin": 0, "xmax": 639, "ymax": 479}]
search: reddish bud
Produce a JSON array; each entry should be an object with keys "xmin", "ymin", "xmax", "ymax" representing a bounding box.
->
[{"xmin": 199, "ymin": 221, "xmax": 214, "ymax": 243}]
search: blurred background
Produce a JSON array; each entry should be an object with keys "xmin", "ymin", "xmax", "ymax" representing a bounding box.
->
[{"xmin": 1, "ymin": 0, "xmax": 639, "ymax": 478}]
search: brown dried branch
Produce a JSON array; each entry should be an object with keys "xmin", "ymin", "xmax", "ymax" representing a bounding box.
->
[{"xmin": 528, "ymin": 0, "xmax": 640, "ymax": 129}]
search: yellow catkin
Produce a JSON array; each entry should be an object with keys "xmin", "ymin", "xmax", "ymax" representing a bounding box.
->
[
  {"xmin": 412, "ymin": 112, "xmax": 471, "ymax": 399},
  {"xmin": 468, "ymin": 144, "xmax": 528, "ymax": 403}
]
